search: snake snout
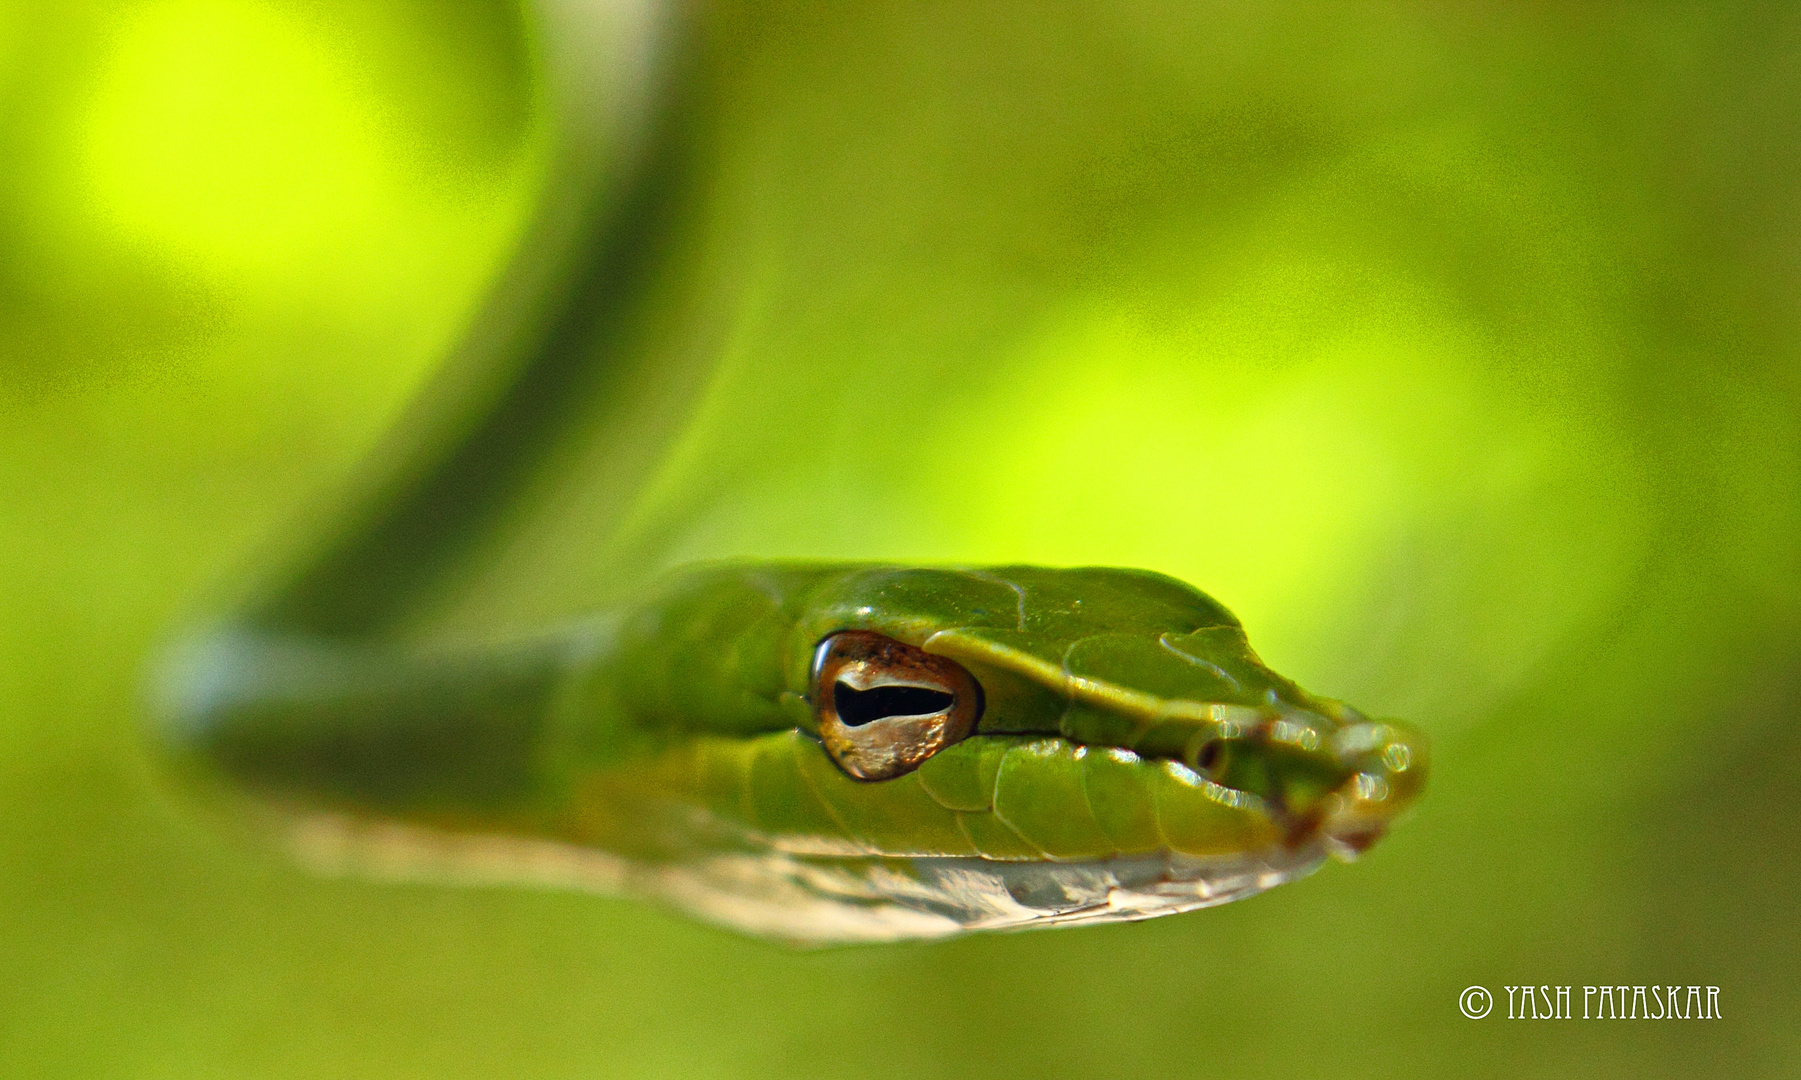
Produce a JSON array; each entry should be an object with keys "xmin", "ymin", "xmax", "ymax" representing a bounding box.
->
[{"xmin": 1322, "ymin": 718, "xmax": 1429, "ymax": 861}]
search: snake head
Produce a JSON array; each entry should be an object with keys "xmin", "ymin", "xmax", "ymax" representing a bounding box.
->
[{"xmin": 794, "ymin": 565, "xmax": 1428, "ymax": 861}]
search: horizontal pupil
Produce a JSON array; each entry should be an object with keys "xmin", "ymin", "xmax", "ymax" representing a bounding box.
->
[{"xmin": 834, "ymin": 682, "xmax": 953, "ymax": 727}]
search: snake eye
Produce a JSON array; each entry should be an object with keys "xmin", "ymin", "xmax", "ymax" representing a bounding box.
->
[{"xmin": 811, "ymin": 630, "xmax": 982, "ymax": 780}]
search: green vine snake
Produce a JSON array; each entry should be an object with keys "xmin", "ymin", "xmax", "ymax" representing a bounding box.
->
[{"xmin": 154, "ymin": 0, "xmax": 1426, "ymax": 945}]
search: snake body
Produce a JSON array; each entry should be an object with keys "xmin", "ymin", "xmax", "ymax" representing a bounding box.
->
[
  {"xmin": 154, "ymin": 3, "xmax": 1424, "ymax": 944},
  {"xmin": 163, "ymin": 563, "xmax": 1425, "ymax": 943}
]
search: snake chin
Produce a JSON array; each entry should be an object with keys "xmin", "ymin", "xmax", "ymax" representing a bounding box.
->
[
  {"xmin": 274, "ymin": 807, "xmax": 1326, "ymax": 945},
  {"xmin": 660, "ymin": 844, "xmax": 1329, "ymax": 944}
]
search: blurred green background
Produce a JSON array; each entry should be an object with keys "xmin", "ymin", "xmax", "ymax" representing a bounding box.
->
[{"xmin": 3, "ymin": 1, "xmax": 1798, "ymax": 1077}]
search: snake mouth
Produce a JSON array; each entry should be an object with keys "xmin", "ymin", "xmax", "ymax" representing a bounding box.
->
[
  {"xmin": 893, "ymin": 732, "xmax": 1316, "ymax": 864},
  {"xmin": 1043, "ymin": 707, "xmax": 1408, "ymax": 860},
  {"xmin": 1135, "ymin": 710, "xmax": 1429, "ymax": 862},
  {"xmin": 930, "ymin": 727, "xmax": 1421, "ymax": 869}
]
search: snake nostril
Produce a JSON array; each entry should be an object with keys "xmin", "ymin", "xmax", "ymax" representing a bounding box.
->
[{"xmin": 1194, "ymin": 738, "xmax": 1224, "ymax": 775}]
